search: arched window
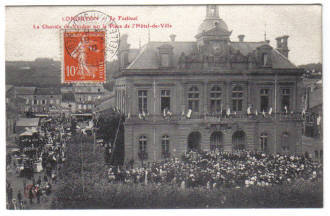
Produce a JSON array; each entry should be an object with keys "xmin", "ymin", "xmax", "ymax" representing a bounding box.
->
[
  {"xmin": 232, "ymin": 130, "xmax": 246, "ymax": 150},
  {"xmin": 232, "ymin": 85, "xmax": 243, "ymax": 112},
  {"xmin": 161, "ymin": 135, "xmax": 170, "ymax": 158},
  {"xmin": 188, "ymin": 86, "xmax": 199, "ymax": 112},
  {"xmin": 315, "ymin": 150, "xmax": 319, "ymax": 159},
  {"xmin": 139, "ymin": 136, "xmax": 147, "ymax": 153},
  {"xmin": 210, "ymin": 131, "xmax": 223, "ymax": 151},
  {"xmin": 260, "ymin": 132, "xmax": 268, "ymax": 152},
  {"xmin": 210, "ymin": 85, "xmax": 222, "ymax": 113},
  {"xmin": 281, "ymin": 132, "xmax": 289, "ymax": 153},
  {"xmin": 138, "ymin": 135, "xmax": 148, "ymax": 161}
]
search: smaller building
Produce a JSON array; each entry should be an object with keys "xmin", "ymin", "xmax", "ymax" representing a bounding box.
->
[
  {"xmin": 15, "ymin": 117, "xmax": 40, "ymax": 134},
  {"xmin": 33, "ymin": 88, "xmax": 61, "ymax": 113},
  {"xmin": 303, "ymin": 79, "xmax": 322, "ymax": 138},
  {"xmin": 73, "ymin": 83, "xmax": 105, "ymax": 112},
  {"xmin": 61, "ymin": 92, "xmax": 76, "ymax": 114},
  {"xmin": 6, "ymin": 85, "xmax": 27, "ymax": 137},
  {"xmin": 302, "ymin": 78, "xmax": 322, "ymax": 161},
  {"xmin": 95, "ymin": 95, "xmax": 115, "ymax": 114},
  {"xmin": 14, "ymin": 86, "xmax": 36, "ymax": 113}
]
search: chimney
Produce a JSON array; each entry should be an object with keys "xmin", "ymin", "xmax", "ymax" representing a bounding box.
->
[
  {"xmin": 275, "ymin": 35, "xmax": 289, "ymax": 58},
  {"xmin": 238, "ymin": 34, "xmax": 245, "ymax": 42},
  {"xmin": 275, "ymin": 37, "xmax": 282, "ymax": 48},
  {"xmin": 282, "ymin": 35, "xmax": 289, "ymax": 48},
  {"xmin": 169, "ymin": 34, "xmax": 176, "ymax": 42}
]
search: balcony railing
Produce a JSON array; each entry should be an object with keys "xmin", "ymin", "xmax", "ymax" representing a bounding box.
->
[{"xmin": 127, "ymin": 112, "xmax": 307, "ymax": 122}]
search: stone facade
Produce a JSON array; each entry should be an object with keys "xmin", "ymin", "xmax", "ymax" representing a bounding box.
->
[{"xmin": 114, "ymin": 5, "xmax": 304, "ymax": 164}]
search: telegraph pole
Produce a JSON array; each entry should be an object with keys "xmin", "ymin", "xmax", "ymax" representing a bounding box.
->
[
  {"xmin": 80, "ymin": 133, "xmax": 85, "ymax": 194},
  {"xmin": 274, "ymin": 72, "xmax": 278, "ymax": 154},
  {"xmin": 93, "ymin": 128, "xmax": 96, "ymax": 153}
]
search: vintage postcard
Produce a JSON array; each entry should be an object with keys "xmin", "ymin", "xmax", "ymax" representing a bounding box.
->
[{"xmin": 4, "ymin": 3, "xmax": 323, "ymax": 213}]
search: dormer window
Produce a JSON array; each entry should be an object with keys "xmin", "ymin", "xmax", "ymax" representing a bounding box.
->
[
  {"xmin": 256, "ymin": 44, "xmax": 272, "ymax": 67},
  {"xmin": 158, "ymin": 44, "xmax": 173, "ymax": 68},
  {"xmin": 121, "ymin": 52, "xmax": 129, "ymax": 67},
  {"xmin": 262, "ymin": 53, "xmax": 269, "ymax": 66},
  {"xmin": 160, "ymin": 54, "xmax": 169, "ymax": 67}
]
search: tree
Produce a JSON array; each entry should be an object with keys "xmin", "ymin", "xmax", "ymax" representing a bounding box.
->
[{"xmin": 96, "ymin": 111, "xmax": 125, "ymax": 165}]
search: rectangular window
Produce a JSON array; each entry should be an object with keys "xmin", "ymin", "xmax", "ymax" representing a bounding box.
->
[
  {"xmin": 188, "ymin": 86, "xmax": 200, "ymax": 112},
  {"xmin": 232, "ymin": 86, "xmax": 243, "ymax": 112},
  {"xmin": 210, "ymin": 86, "xmax": 222, "ymax": 113},
  {"xmin": 160, "ymin": 90, "xmax": 171, "ymax": 112},
  {"xmin": 281, "ymin": 88, "xmax": 290, "ymax": 112},
  {"xmin": 138, "ymin": 90, "xmax": 148, "ymax": 113},
  {"xmin": 42, "ymin": 100, "xmax": 46, "ymax": 105},
  {"xmin": 260, "ymin": 89, "xmax": 269, "ymax": 112},
  {"xmin": 232, "ymin": 100, "xmax": 242, "ymax": 112}
]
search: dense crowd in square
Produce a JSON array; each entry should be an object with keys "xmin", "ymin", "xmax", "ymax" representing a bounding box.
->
[
  {"xmin": 107, "ymin": 150, "xmax": 322, "ymax": 189},
  {"xmin": 6, "ymin": 116, "xmax": 71, "ymax": 209}
]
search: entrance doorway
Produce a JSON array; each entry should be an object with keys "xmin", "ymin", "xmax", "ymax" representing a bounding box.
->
[
  {"xmin": 210, "ymin": 131, "xmax": 223, "ymax": 151},
  {"xmin": 187, "ymin": 131, "xmax": 201, "ymax": 151},
  {"xmin": 232, "ymin": 130, "xmax": 246, "ymax": 150}
]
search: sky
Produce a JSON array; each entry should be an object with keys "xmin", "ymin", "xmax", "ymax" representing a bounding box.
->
[{"xmin": 5, "ymin": 5, "xmax": 322, "ymax": 65}]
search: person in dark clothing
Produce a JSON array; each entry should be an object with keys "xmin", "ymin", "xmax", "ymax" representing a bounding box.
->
[
  {"xmin": 44, "ymin": 175, "xmax": 48, "ymax": 182},
  {"xmin": 28, "ymin": 187, "xmax": 33, "ymax": 204},
  {"xmin": 17, "ymin": 190, "xmax": 22, "ymax": 203},
  {"xmin": 23, "ymin": 178, "xmax": 27, "ymax": 191},
  {"xmin": 46, "ymin": 182, "xmax": 52, "ymax": 195},
  {"xmin": 37, "ymin": 176, "xmax": 41, "ymax": 185},
  {"xmin": 36, "ymin": 189, "xmax": 41, "ymax": 204},
  {"xmin": 7, "ymin": 186, "xmax": 13, "ymax": 203},
  {"xmin": 17, "ymin": 190, "xmax": 22, "ymax": 208}
]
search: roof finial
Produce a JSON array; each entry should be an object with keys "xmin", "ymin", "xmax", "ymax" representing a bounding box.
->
[
  {"xmin": 148, "ymin": 26, "xmax": 150, "ymax": 43},
  {"xmin": 206, "ymin": 5, "xmax": 219, "ymax": 19},
  {"xmin": 264, "ymin": 23, "xmax": 267, "ymax": 41}
]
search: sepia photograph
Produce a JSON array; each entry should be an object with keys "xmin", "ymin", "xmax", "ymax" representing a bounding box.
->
[{"xmin": 4, "ymin": 3, "xmax": 323, "ymax": 211}]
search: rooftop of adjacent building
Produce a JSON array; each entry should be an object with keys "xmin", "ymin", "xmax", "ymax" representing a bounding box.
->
[
  {"xmin": 15, "ymin": 117, "xmax": 40, "ymax": 127},
  {"xmin": 34, "ymin": 87, "xmax": 61, "ymax": 95}
]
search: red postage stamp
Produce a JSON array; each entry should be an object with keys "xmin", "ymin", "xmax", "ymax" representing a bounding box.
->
[{"xmin": 63, "ymin": 30, "xmax": 106, "ymax": 83}]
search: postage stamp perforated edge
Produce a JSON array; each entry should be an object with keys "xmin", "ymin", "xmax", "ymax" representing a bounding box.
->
[{"xmin": 60, "ymin": 28, "xmax": 107, "ymax": 84}]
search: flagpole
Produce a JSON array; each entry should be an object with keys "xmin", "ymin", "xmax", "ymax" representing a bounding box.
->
[
  {"xmin": 274, "ymin": 72, "xmax": 277, "ymax": 154},
  {"xmin": 153, "ymin": 79, "xmax": 156, "ymax": 161}
]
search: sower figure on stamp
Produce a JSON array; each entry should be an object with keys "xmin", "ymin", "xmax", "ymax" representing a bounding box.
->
[{"xmin": 70, "ymin": 35, "xmax": 100, "ymax": 79}]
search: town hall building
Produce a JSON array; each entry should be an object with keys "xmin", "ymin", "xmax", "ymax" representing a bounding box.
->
[{"xmin": 114, "ymin": 5, "xmax": 305, "ymax": 163}]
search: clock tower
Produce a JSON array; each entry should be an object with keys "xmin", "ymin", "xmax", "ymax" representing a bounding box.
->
[{"xmin": 195, "ymin": 5, "xmax": 232, "ymax": 57}]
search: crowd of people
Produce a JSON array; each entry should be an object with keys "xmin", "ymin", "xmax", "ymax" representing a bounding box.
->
[
  {"xmin": 6, "ymin": 115, "xmax": 71, "ymax": 210},
  {"xmin": 107, "ymin": 150, "xmax": 322, "ymax": 189}
]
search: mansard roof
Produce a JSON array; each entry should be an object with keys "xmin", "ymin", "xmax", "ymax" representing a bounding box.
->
[
  {"xmin": 231, "ymin": 42, "xmax": 296, "ymax": 69},
  {"xmin": 127, "ymin": 42, "xmax": 197, "ymax": 70},
  {"xmin": 127, "ymin": 41, "xmax": 297, "ymax": 70}
]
